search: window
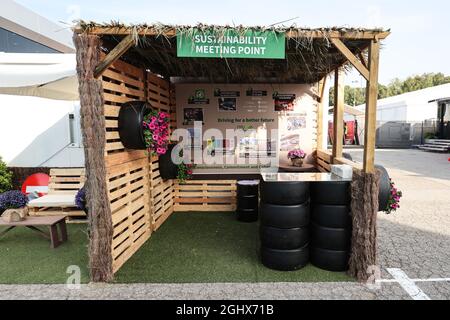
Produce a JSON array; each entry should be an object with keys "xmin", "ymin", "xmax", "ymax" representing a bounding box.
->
[{"xmin": 0, "ymin": 27, "xmax": 58, "ymax": 53}]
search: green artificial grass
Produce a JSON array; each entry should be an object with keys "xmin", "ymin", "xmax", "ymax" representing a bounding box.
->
[
  {"xmin": 115, "ymin": 213, "xmax": 353, "ymax": 283},
  {"xmin": 0, "ymin": 224, "xmax": 89, "ymax": 284},
  {"xmin": 0, "ymin": 213, "xmax": 353, "ymax": 284}
]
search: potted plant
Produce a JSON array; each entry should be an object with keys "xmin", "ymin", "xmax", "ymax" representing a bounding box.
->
[
  {"xmin": 75, "ymin": 187, "xmax": 88, "ymax": 214},
  {"xmin": 143, "ymin": 110, "xmax": 170, "ymax": 156},
  {"xmin": 384, "ymin": 179, "xmax": 402, "ymax": 214},
  {"xmin": 288, "ymin": 149, "xmax": 307, "ymax": 167},
  {"xmin": 0, "ymin": 190, "xmax": 29, "ymax": 222},
  {"xmin": 177, "ymin": 162, "xmax": 194, "ymax": 184}
]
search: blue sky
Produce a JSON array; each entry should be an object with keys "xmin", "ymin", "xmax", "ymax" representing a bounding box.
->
[{"xmin": 15, "ymin": 0, "xmax": 450, "ymax": 85}]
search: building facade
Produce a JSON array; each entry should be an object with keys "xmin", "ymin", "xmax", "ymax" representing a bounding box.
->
[{"xmin": 0, "ymin": 0, "xmax": 84, "ymax": 168}]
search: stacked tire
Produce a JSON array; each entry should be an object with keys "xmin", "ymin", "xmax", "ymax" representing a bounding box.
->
[
  {"xmin": 236, "ymin": 180, "xmax": 260, "ymax": 222},
  {"xmin": 259, "ymin": 181, "xmax": 310, "ymax": 271},
  {"xmin": 310, "ymin": 182, "xmax": 352, "ymax": 272}
]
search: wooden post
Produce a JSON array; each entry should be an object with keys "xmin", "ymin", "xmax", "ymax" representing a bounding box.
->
[
  {"xmin": 363, "ymin": 40, "xmax": 380, "ymax": 173},
  {"xmin": 316, "ymin": 77, "xmax": 327, "ymax": 151},
  {"xmin": 73, "ymin": 33, "xmax": 114, "ymax": 282},
  {"xmin": 332, "ymin": 69, "xmax": 344, "ymax": 160}
]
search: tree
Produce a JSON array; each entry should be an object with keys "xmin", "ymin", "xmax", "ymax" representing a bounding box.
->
[
  {"xmin": 329, "ymin": 73, "xmax": 450, "ymax": 106},
  {"xmin": 0, "ymin": 156, "xmax": 13, "ymax": 194}
]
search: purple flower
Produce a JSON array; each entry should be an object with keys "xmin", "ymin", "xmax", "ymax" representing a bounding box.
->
[
  {"xmin": 75, "ymin": 188, "xmax": 87, "ymax": 212},
  {"xmin": 288, "ymin": 149, "xmax": 307, "ymax": 160},
  {"xmin": 0, "ymin": 191, "xmax": 29, "ymax": 210}
]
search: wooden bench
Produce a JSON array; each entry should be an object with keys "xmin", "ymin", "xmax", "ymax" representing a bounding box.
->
[
  {"xmin": 0, "ymin": 215, "xmax": 68, "ymax": 248},
  {"xmin": 28, "ymin": 168, "xmax": 87, "ymax": 223}
]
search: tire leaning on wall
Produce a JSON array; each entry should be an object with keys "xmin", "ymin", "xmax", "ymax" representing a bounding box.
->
[
  {"xmin": 159, "ymin": 144, "xmax": 178, "ymax": 180},
  {"xmin": 118, "ymin": 101, "xmax": 152, "ymax": 150},
  {"xmin": 376, "ymin": 165, "xmax": 391, "ymax": 212}
]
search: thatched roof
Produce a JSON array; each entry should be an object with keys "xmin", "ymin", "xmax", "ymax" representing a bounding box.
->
[{"xmin": 74, "ymin": 22, "xmax": 390, "ymax": 84}]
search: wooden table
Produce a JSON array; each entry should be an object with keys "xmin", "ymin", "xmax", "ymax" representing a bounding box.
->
[
  {"xmin": 278, "ymin": 163, "xmax": 317, "ymax": 173},
  {"xmin": 0, "ymin": 215, "xmax": 68, "ymax": 248}
]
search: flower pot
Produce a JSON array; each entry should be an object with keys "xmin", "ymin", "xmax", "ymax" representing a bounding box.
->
[
  {"xmin": 118, "ymin": 101, "xmax": 152, "ymax": 150},
  {"xmin": 291, "ymin": 158, "xmax": 304, "ymax": 167},
  {"xmin": 158, "ymin": 144, "xmax": 179, "ymax": 180}
]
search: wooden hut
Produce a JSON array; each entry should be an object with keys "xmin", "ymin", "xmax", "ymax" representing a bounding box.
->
[{"xmin": 73, "ymin": 23, "xmax": 390, "ymax": 282}]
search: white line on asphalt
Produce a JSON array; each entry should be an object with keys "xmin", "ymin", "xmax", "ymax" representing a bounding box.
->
[
  {"xmin": 377, "ymin": 278, "xmax": 450, "ymax": 283},
  {"xmin": 386, "ymin": 268, "xmax": 431, "ymax": 300}
]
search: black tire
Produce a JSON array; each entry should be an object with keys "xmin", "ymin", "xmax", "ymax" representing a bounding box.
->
[
  {"xmin": 118, "ymin": 101, "xmax": 152, "ymax": 150},
  {"xmin": 260, "ymin": 181, "xmax": 310, "ymax": 205},
  {"xmin": 261, "ymin": 245, "xmax": 309, "ymax": 271},
  {"xmin": 311, "ymin": 204, "xmax": 351, "ymax": 229},
  {"xmin": 237, "ymin": 209, "xmax": 258, "ymax": 223},
  {"xmin": 260, "ymin": 202, "xmax": 310, "ymax": 228},
  {"xmin": 310, "ymin": 247, "xmax": 349, "ymax": 272},
  {"xmin": 376, "ymin": 165, "xmax": 391, "ymax": 212},
  {"xmin": 311, "ymin": 223, "xmax": 351, "ymax": 251},
  {"xmin": 310, "ymin": 181, "xmax": 351, "ymax": 205},
  {"xmin": 159, "ymin": 144, "xmax": 178, "ymax": 180},
  {"xmin": 260, "ymin": 226, "xmax": 309, "ymax": 250},
  {"xmin": 342, "ymin": 152, "xmax": 353, "ymax": 161}
]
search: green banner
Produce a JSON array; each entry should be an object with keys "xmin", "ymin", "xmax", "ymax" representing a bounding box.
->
[{"xmin": 177, "ymin": 29, "xmax": 286, "ymax": 59}]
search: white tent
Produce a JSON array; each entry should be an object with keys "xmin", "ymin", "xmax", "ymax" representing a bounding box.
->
[{"xmin": 0, "ymin": 53, "xmax": 78, "ymax": 101}]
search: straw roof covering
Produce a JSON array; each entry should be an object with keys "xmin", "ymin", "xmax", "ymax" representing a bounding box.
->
[{"xmin": 75, "ymin": 22, "xmax": 389, "ymax": 84}]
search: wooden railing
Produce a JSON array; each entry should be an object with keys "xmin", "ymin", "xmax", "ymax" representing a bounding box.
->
[{"xmin": 316, "ymin": 149, "xmax": 363, "ymax": 172}]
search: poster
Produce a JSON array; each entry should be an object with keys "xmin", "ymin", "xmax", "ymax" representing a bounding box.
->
[
  {"xmin": 287, "ymin": 114, "xmax": 307, "ymax": 131},
  {"xmin": 218, "ymin": 97, "xmax": 237, "ymax": 112},
  {"xmin": 246, "ymin": 88, "xmax": 268, "ymax": 97},
  {"xmin": 183, "ymin": 108, "xmax": 204, "ymax": 125},
  {"xmin": 214, "ymin": 88, "xmax": 240, "ymax": 97},
  {"xmin": 273, "ymin": 92, "xmax": 296, "ymax": 112},
  {"xmin": 280, "ymin": 133, "xmax": 300, "ymax": 151},
  {"xmin": 188, "ymin": 89, "xmax": 210, "ymax": 104}
]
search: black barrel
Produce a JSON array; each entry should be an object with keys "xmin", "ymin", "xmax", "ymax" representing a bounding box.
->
[{"xmin": 236, "ymin": 180, "xmax": 260, "ymax": 222}]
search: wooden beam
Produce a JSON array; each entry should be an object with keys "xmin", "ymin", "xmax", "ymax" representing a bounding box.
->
[
  {"xmin": 363, "ymin": 40, "xmax": 381, "ymax": 173},
  {"xmin": 94, "ymin": 34, "xmax": 135, "ymax": 78},
  {"xmin": 358, "ymin": 52, "xmax": 368, "ymax": 69},
  {"xmin": 331, "ymin": 38, "xmax": 370, "ymax": 81},
  {"xmin": 316, "ymin": 77, "xmax": 327, "ymax": 150},
  {"xmin": 332, "ymin": 69, "xmax": 345, "ymax": 160},
  {"xmin": 74, "ymin": 26, "xmax": 390, "ymax": 40}
]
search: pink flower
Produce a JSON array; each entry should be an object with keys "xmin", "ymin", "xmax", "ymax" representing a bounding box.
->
[{"xmin": 157, "ymin": 148, "xmax": 166, "ymax": 155}]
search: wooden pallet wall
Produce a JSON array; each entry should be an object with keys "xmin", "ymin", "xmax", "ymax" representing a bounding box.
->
[
  {"xmin": 149, "ymin": 157, "xmax": 174, "ymax": 231},
  {"xmin": 107, "ymin": 158, "xmax": 151, "ymax": 273},
  {"xmin": 174, "ymin": 180, "xmax": 237, "ymax": 212},
  {"xmin": 316, "ymin": 149, "xmax": 332, "ymax": 172},
  {"xmin": 101, "ymin": 58, "xmax": 175, "ymax": 274}
]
